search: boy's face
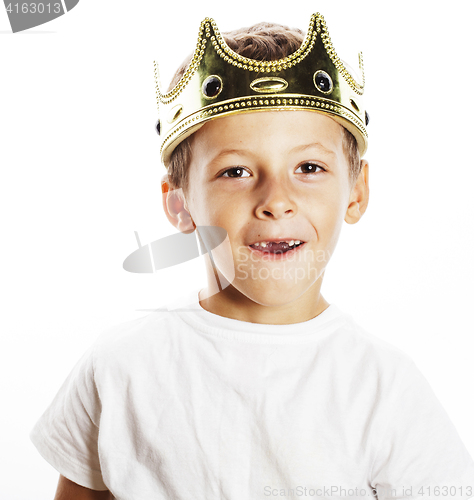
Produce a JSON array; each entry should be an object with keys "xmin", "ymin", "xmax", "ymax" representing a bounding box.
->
[{"xmin": 166, "ymin": 110, "xmax": 368, "ymax": 312}]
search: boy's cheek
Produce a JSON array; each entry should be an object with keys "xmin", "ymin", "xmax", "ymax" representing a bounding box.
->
[{"xmin": 207, "ymin": 234, "xmax": 236, "ymax": 282}]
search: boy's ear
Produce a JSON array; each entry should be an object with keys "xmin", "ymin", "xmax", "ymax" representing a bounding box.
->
[
  {"xmin": 344, "ymin": 160, "xmax": 369, "ymax": 225},
  {"xmin": 161, "ymin": 174, "xmax": 196, "ymax": 234}
]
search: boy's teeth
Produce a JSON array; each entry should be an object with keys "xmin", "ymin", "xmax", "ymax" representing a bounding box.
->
[{"xmin": 252, "ymin": 240, "xmax": 302, "ymax": 247}]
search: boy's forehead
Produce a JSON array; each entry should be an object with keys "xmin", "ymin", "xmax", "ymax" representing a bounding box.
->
[
  {"xmin": 191, "ymin": 111, "xmax": 345, "ymax": 165},
  {"xmin": 196, "ymin": 110, "xmax": 343, "ymax": 143}
]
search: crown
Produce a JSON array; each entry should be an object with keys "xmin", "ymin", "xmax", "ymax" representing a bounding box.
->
[{"xmin": 154, "ymin": 13, "xmax": 368, "ymax": 166}]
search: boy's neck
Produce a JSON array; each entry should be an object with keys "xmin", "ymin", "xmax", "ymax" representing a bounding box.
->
[{"xmin": 198, "ymin": 277, "xmax": 330, "ymax": 326}]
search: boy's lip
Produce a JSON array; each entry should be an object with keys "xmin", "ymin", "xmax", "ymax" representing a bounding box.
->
[{"xmin": 246, "ymin": 241, "xmax": 307, "ymax": 261}]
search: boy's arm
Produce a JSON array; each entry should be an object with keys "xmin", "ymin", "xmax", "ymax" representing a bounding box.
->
[{"xmin": 54, "ymin": 475, "xmax": 112, "ymax": 500}]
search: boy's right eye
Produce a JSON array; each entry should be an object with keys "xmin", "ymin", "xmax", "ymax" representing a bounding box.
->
[{"xmin": 221, "ymin": 167, "xmax": 250, "ymax": 178}]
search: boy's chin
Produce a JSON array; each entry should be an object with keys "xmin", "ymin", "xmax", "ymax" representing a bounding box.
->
[{"xmin": 236, "ymin": 281, "xmax": 312, "ymax": 308}]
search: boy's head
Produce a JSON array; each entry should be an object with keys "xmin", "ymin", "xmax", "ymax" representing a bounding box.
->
[
  {"xmin": 158, "ymin": 15, "xmax": 369, "ymax": 312},
  {"xmin": 162, "ymin": 21, "xmax": 363, "ymax": 195}
]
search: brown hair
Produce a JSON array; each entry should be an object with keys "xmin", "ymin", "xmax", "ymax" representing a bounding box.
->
[{"xmin": 166, "ymin": 22, "xmax": 361, "ymax": 193}]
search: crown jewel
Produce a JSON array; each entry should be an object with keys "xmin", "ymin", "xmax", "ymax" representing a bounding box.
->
[{"xmin": 154, "ymin": 13, "xmax": 368, "ymax": 165}]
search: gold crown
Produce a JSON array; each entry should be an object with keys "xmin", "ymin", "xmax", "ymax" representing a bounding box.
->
[{"xmin": 154, "ymin": 13, "xmax": 368, "ymax": 166}]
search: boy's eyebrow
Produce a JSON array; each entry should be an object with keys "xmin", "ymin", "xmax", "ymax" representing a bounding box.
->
[
  {"xmin": 207, "ymin": 148, "xmax": 254, "ymax": 167},
  {"xmin": 290, "ymin": 142, "xmax": 336, "ymax": 157}
]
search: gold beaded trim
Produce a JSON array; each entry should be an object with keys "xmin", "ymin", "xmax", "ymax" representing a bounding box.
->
[
  {"xmin": 155, "ymin": 12, "xmax": 365, "ymax": 109},
  {"xmin": 160, "ymin": 95, "xmax": 367, "ymax": 158},
  {"xmin": 319, "ymin": 17, "xmax": 364, "ymax": 95},
  {"xmin": 209, "ymin": 14, "xmax": 319, "ymax": 72},
  {"xmin": 154, "ymin": 20, "xmax": 208, "ymax": 105}
]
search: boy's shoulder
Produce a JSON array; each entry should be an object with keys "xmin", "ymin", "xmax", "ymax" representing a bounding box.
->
[
  {"xmin": 318, "ymin": 309, "xmax": 421, "ymax": 388},
  {"xmin": 88, "ymin": 288, "xmax": 200, "ymax": 363},
  {"xmin": 91, "ymin": 305, "xmax": 183, "ymax": 352},
  {"xmin": 331, "ymin": 313, "xmax": 414, "ymax": 365}
]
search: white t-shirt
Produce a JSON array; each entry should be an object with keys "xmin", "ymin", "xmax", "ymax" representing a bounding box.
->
[{"xmin": 31, "ymin": 289, "xmax": 474, "ymax": 499}]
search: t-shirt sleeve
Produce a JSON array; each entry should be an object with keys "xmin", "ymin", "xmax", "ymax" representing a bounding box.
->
[
  {"xmin": 30, "ymin": 345, "xmax": 107, "ymax": 491},
  {"xmin": 370, "ymin": 357, "xmax": 474, "ymax": 500}
]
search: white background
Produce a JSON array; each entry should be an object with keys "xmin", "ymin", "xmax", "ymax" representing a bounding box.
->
[{"xmin": 1, "ymin": 1, "xmax": 473, "ymax": 498}]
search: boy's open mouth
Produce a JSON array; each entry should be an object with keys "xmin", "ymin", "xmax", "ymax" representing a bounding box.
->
[{"xmin": 248, "ymin": 240, "xmax": 305, "ymax": 254}]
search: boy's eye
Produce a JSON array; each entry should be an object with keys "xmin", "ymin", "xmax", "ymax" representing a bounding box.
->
[
  {"xmin": 221, "ymin": 167, "xmax": 250, "ymax": 178},
  {"xmin": 295, "ymin": 163, "xmax": 325, "ymax": 174}
]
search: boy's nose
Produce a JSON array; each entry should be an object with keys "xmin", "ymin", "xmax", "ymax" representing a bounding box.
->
[{"xmin": 254, "ymin": 181, "xmax": 297, "ymax": 220}]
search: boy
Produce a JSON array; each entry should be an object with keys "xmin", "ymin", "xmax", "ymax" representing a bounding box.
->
[{"xmin": 31, "ymin": 13, "xmax": 474, "ymax": 500}]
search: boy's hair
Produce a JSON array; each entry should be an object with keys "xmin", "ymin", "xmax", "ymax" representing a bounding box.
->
[{"xmin": 166, "ymin": 22, "xmax": 361, "ymax": 193}]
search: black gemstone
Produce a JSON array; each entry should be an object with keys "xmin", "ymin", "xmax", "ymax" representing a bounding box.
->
[
  {"xmin": 314, "ymin": 71, "xmax": 333, "ymax": 93},
  {"xmin": 365, "ymin": 111, "xmax": 370, "ymax": 126},
  {"xmin": 202, "ymin": 76, "xmax": 222, "ymax": 98},
  {"xmin": 155, "ymin": 119, "xmax": 161, "ymax": 136}
]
